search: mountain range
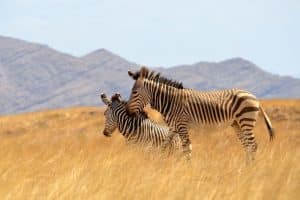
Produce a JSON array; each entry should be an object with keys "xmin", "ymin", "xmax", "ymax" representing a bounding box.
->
[{"xmin": 1, "ymin": 35, "xmax": 299, "ymax": 115}]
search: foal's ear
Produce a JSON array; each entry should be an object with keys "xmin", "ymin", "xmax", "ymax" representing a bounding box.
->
[
  {"xmin": 100, "ymin": 93, "xmax": 111, "ymax": 105},
  {"xmin": 111, "ymin": 93, "xmax": 122, "ymax": 102},
  {"xmin": 128, "ymin": 70, "xmax": 140, "ymax": 80}
]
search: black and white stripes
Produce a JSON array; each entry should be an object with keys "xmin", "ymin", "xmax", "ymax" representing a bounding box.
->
[
  {"xmin": 100, "ymin": 93, "xmax": 181, "ymax": 153},
  {"xmin": 126, "ymin": 67, "xmax": 274, "ymax": 161}
]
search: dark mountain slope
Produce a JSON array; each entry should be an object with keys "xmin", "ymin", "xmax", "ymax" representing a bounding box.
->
[{"xmin": 1, "ymin": 35, "xmax": 299, "ymax": 115}]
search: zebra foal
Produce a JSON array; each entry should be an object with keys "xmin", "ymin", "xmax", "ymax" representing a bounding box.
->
[
  {"xmin": 126, "ymin": 67, "xmax": 274, "ymax": 162},
  {"xmin": 100, "ymin": 93, "xmax": 181, "ymax": 153}
]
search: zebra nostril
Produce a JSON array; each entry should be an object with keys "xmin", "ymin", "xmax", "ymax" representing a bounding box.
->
[{"xmin": 103, "ymin": 130, "xmax": 112, "ymax": 137}]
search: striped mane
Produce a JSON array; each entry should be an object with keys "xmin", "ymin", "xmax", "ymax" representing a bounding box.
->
[{"xmin": 140, "ymin": 67, "xmax": 184, "ymax": 89}]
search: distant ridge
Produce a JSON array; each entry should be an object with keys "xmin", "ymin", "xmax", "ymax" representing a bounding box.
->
[{"xmin": 1, "ymin": 35, "xmax": 300, "ymax": 115}]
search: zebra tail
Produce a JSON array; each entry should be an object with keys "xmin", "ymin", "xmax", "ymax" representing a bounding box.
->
[{"xmin": 260, "ymin": 106, "xmax": 275, "ymax": 141}]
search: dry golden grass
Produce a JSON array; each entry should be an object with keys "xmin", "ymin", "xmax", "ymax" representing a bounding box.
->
[{"xmin": 0, "ymin": 100, "xmax": 299, "ymax": 200}]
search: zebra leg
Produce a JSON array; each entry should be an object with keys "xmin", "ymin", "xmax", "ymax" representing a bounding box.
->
[
  {"xmin": 177, "ymin": 125, "xmax": 192, "ymax": 160},
  {"xmin": 232, "ymin": 121, "xmax": 257, "ymax": 163},
  {"xmin": 243, "ymin": 130, "xmax": 257, "ymax": 163},
  {"xmin": 162, "ymin": 131, "xmax": 177, "ymax": 153}
]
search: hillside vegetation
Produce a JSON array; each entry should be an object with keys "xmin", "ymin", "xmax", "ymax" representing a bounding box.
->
[{"xmin": 0, "ymin": 100, "xmax": 299, "ymax": 199}]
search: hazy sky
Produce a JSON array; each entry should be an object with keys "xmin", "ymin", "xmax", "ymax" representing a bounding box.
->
[{"xmin": 0, "ymin": 0, "xmax": 299, "ymax": 77}]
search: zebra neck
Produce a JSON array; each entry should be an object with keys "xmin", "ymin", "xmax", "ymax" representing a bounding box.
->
[
  {"xmin": 146, "ymin": 81, "xmax": 179, "ymax": 118},
  {"xmin": 116, "ymin": 108, "xmax": 141, "ymax": 137}
]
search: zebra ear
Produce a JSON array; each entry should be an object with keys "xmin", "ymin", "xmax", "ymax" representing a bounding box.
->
[
  {"xmin": 128, "ymin": 70, "xmax": 140, "ymax": 80},
  {"xmin": 140, "ymin": 66, "xmax": 149, "ymax": 78},
  {"xmin": 111, "ymin": 93, "xmax": 122, "ymax": 102},
  {"xmin": 128, "ymin": 70, "xmax": 134, "ymax": 77},
  {"xmin": 100, "ymin": 93, "xmax": 111, "ymax": 105},
  {"xmin": 115, "ymin": 93, "xmax": 122, "ymax": 100}
]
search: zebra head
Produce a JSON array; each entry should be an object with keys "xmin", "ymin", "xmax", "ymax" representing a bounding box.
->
[
  {"xmin": 101, "ymin": 93, "xmax": 122, "ymax": 137},
  {"xmin": 127, "ymin": 67, "xmax": 151, "ymax": 115}
]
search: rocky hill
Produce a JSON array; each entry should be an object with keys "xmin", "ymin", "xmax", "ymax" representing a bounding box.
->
[{"xmin": 1, "ymin": 35, "xmax": 299, "ymax": 115}]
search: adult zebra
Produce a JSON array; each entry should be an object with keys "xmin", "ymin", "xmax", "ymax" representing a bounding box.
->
[
  {"xmin": 126, "ymin": 67, "xmax": 274, "ymax": 161},
  {"xmin": 101, "ymin": 93, "xmax": 181, "ymax": 153}
]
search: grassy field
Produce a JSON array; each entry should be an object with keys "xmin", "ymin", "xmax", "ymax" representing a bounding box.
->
[{"xmin": 0, "ymin": 100, "xmax": 299, "ymax": 200}]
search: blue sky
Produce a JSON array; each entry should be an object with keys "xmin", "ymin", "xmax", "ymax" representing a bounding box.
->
[{"xmin": 0, "ymin": 0, "xmax": 299, "ymax": 77}]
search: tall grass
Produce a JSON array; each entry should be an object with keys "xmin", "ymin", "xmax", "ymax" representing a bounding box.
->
[{"xmin": 0, "ymin": 101, "xmax": 299, "ymax": 200}]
